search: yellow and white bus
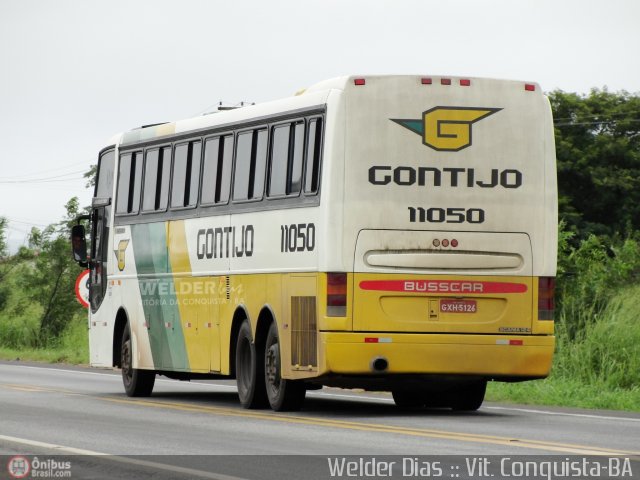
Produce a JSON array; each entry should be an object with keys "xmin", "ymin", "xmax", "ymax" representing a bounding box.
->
[{"xmin": 72, "ymin": 75, "xmax": 557, "ymax": 411}]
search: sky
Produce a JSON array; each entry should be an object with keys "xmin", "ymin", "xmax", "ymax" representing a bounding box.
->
[{"xmin": 1, "ymin": 0, "xmax": 639, "ymax": 252}]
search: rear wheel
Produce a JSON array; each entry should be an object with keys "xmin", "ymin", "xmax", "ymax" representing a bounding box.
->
[
  {"xmin": 121, "ymin": 324, "xmax": 155, "ymax": 397},
  {"xmin": 391, "ymin": 390, "xmax": 425, "ymax": 408},
  {"xmin": 450, "ymin": 381, "xmax": 487, "ymax": 411},
  {"xmin": 235, "ymin": 320, "xmax": 267, "ymax": 409},
  {"xmin": 264, "ymin": 323, "xmax": 306, "ymax": 411}
]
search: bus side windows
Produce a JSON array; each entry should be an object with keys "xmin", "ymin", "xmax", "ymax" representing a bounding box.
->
[
  {"xmin": 142, "ymin": 149, "xmax": 159, "ymax": 212},
  {"xmin": 202, "ymin": 135, "xmax": 233, "ymax": 205},
  {"xmin": 304, "ymin": 117, "xmax": 323, "ymax": 195},
  {"xmin": 171, "ymin": 140, "xmax": 202, "ymax": 209},
  {"xmin": 268, "ymin": 120, "xmax": 304, "ymax": 198},
  {"xmin": 233, "ymin": 128, "xmax": 267, "ymax": 202},
  {"xmin": 95, "ymin": 149, "xmax": 115, "ymax": 200},
  {"xmin": 157, "ymin": 147, "xmax": 172, "ymax": 210},
  {"xmin": 116, "ymin": 151, "xmax": 143, "ymax": 215},
  {"xmin": 142, "ymin": 146, "xmax": 171, "ymax": 212}
]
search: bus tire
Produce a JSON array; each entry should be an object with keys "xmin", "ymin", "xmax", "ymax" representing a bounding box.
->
[
  {"xmin": 450, "ymin": 381, "xmax": 487, "ymax": 411},
  {"xmin": 121, "ymin": 324, "xmax": 155, "ymax": 397},
  {"xmin": 235, "ymin": 320, "xmax": 268, "ymax": 409},
  {"xmin": 264, "ymin": 322, "xmax": 306, "ymax": 411},
  {"xmin": 392, "ymin": 390, "xmax": 425, "ymax": 409}
]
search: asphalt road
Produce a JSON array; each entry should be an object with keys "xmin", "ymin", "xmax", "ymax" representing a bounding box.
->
[{"xmin": 0, "ymin": 361, "xmax": 638, "ymax": 479}]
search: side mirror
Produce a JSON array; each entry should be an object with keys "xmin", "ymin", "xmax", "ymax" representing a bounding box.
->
[{"xmin": 71, "ymin": 224, "xmax": 88, "ymax": 268}]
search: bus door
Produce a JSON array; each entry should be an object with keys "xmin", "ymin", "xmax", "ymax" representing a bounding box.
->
[
  {"xmin": 89, "ymin": 203, "xmax": 109, "ymax": 313},
  {"xmin": 90, "ymin": 149, "xmax": 115, "ymax": 314}
]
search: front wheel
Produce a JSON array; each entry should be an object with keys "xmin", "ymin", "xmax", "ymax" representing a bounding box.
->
[
  {"xmin": 264, "ymin": 323, "xmax": 306, "ymax": 411},
  {"xmin": 121, "ymin": 324, "xmax": 155, "ymax": 397}
]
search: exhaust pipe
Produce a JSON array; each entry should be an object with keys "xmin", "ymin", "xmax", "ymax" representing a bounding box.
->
[{"xmin": 371, "ymin": 357, "xmax": 389, "ymax": 372}]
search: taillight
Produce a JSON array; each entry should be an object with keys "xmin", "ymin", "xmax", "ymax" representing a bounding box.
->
[
  {"xmin": 538, "ymin": 277, "xmax": 555, "ymax": 320},
  {"xmin": 327, "ymin": 273, "xmax": 347, "ymax": 317}
]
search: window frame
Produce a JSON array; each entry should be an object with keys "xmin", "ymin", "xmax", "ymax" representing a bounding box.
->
[
  {"xmin": 302, "ymin": 115, "xmax": 324, "ymax": 197},
  {"xmin": 140, "ymin": 144, "xmax": 172, "ymax": 214},
  {"xmin": 267, "ymin": 118, "xmax": 306, "ymax": 200},
  {"xmin": 170, "ymin": 139, "xmax": 202, "ymax": 212},
  {"xmin": 231, "ymin": 126, "xmax": 268, "ymax": 205},
  {"xmin": 200, "ymin": 132, "xmax": 234, "ymax": 207},
  {"xmin": 115, "ymin": 150, "xmax": 143, "ymax": 216}
]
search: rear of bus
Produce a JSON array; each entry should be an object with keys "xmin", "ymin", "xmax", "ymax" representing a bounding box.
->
[{"xmin": 317, "ymin": 75, "xmax": 557, "ymax": 408}]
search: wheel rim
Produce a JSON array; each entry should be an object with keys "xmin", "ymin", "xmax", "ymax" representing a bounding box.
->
[
  {"xmin": 265, "ymin": 341, "xmax": 280, "ymax": 397},
  {"xmin": 122, "ymin": 339, "xmax": 132, "ymax": 386}
]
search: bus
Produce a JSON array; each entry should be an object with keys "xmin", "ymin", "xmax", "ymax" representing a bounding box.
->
[{"xmin": 72, "ymin": 75, "xmax": 557, "ymax": 412}]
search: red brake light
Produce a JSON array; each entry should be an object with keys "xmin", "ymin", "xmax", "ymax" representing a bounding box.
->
[
  {"xmin": 460, "ymin": 79, "xmax": 471, "ymax": 86},
  {"xmin": 354, "ymin": 78, "xmax": 366, "ymax": 86},
  {"xmin": 441, "ymin": 78, "xmax": 452, "ymax": 86},
  {"xmin": 421, "ymin": 78, "xmax": 432, "ymax": 85},
  {"xmin": 538, "ymin": 277, "xmax": 555, "ymax": 320},
  {"xmin": 327, "ymin": 273, "xmax": 347, "ymax": 316},
  {"xmin": 525, "ymin": 83, "xmax": 536, "ymax": 91}
]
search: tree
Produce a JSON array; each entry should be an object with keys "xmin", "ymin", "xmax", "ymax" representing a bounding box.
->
[
  {"xmin": 19, "ymin": 198, "xmax": 85, "ymax": 344},
  {"xmin": 0, "ymin": 217, "xmax": 9, "ymax": 311},
  {"xmin": 0, "ymin": 217, "xmax": 7, "ymax": 259},
  {"xmin": 84, "ymin": 164, "xmax": 97, "ymax": 189},
  {"xmin": 551, "ymin": 89, "xmax": 640, "ymax": 240}
]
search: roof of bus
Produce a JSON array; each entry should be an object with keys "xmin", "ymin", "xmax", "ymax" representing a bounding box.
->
[
  {"xmin": 116, "ymin": 85, "xmax": 334, "ymax": 148},
  {"xmin": 113, "ymin": 75, "xmax": 541, "ymax": 148}
]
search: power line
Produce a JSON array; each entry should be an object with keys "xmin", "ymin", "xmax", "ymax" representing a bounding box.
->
[
  {"xmin": 0, "ymin": 161, "xmax": 90, "ymax": 181},
  {"xmin": 0, "ymin": 170, "xmax": 87, "ymax": 184}
]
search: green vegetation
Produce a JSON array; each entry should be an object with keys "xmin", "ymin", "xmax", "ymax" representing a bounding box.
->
[
  {"xmin": 488, "ymin": 247, "xmax": 640, "ymax": 411},
  {"xmin": 1, "ymin": 88, "xmax": 639, "ymax": 410},
  {"xmin": 0, "ymin": 199, "xmax": 89, "ymax": 364}
]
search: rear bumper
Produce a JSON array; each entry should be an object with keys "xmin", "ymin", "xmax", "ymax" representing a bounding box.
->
[{"xmin": 318, "ymin": 332, "xmax": 554, "ymax": 378}]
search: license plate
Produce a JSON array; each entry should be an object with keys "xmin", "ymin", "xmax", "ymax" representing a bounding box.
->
[{"xmin": 440, "ymin": 299, "xmax": 477, "ymax": 313}]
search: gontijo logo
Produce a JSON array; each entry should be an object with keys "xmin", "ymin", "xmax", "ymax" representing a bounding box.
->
[
  {"xmin": 114, "ymin": 239, "xmax": 129, "ymax": 271},
  {"xmin": 391, "ymin": 106, "xmax": 501, "ymax": 152}
]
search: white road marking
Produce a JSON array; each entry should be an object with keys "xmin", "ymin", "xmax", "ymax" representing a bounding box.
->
[
  {"xmin": 484, "ymin": 405, "xmax": 640, "ymax": 423},
  {"xmin": 3, "ymin": 363, "xmax": 639, "ymax": 423},
  {"xmin": 0, "ymin": 434, "xmax": 248, "ymax": 480}
]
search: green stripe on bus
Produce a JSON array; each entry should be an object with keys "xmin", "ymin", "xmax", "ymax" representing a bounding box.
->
[{"xmin": 132, "ymin": 222, "xmax": 190, "ymax": 371}]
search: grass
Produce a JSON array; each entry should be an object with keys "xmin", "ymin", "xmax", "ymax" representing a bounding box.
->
[
  {"xmin": 487, "ymin": 284, "xmax": 640, "ymax": 412},
  {"xmin": 0, "ymin": 313, "xmax": 89, "ymax": 365},
  {"xmin": 487, "ymin": 377, "xmax": 640, "ymax": 412}
]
